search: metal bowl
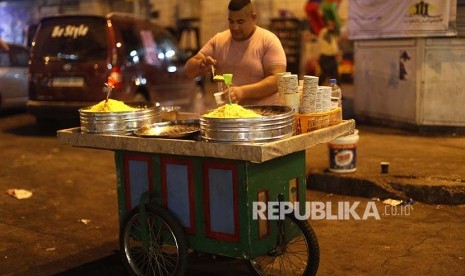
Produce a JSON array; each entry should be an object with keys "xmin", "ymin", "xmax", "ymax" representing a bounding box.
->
[
  {"xmin": 160, "ymin": 105, "xmax": 181, "ymax": 121},
  {"xmin": 134, "ymin": 120, "xmax": 200, "ymax": 138},
  {"xmin": 200, "ymin": 105, "xmax": 295, "ymax": 143},
  {"xmin": 79, "ymin": 103, "xmax": 162, "ymax": 135}
]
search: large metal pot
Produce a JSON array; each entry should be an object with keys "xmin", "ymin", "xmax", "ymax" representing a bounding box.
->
[
  {"xmin": 79, "ymin": 103, "xmax": 162, "ymax": 135},
  {"xmin": 200, "ymin": 105, "xmax": 295, "ymax": 143}
]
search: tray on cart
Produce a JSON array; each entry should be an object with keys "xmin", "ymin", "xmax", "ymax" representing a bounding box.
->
[
  {"xmin": 57, "ymin": 119, "xmax": 355, "ymax": 163},
  {"xmin": 134, "ymin": 120, "xmax": 200, "ymax": 138}
]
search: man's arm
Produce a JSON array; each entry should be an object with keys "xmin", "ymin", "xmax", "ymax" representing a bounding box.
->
[
  {"xmin": 183, "ymin": 52, "xmax": 215, "ymax": 79},
  {"xmin": 228, "ymin": 64, "xmax": 286, "ymax": 103}
]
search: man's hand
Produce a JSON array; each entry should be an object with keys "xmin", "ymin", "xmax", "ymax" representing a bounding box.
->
[
  {"xmin": 198, "ymin": 56, "xmax": 216, "ymax": 74},
  {"xmin": 184, "ymin": 53, "xmax": 216, "ymax": 79},
  {"xmin": 226, "ymin": 86, "xmax": 244, "ymax": 103}
]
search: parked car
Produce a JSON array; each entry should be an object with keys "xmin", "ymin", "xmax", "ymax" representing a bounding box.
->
[
  {"xmin": 27, "ymin": 13, "xmax": 198, "ymax": 126},
  {"xmin": 0, "ymin": 42, "xmax": 29, "ymax": 112}
]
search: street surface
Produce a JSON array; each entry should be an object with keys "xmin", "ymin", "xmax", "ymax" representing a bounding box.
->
[{"xmin": 0, "ymin": 109, "xmax": 464, "ymax": 276}]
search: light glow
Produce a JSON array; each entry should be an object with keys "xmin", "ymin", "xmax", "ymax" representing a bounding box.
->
[{"xmin": 165, "ymin": 49, "xmax": 175, "ymax": 58}]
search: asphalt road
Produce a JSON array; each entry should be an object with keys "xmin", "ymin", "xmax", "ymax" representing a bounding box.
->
[{"xmin": 0, "ymin": 110, "xmax": 464, "ymax": 276}]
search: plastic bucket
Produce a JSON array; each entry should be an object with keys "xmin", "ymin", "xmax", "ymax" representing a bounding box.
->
[{"xmin": 328, "ymin": 129, "xmax": 359, "ymax": 173}]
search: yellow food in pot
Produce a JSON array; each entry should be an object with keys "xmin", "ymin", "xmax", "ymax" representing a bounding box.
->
[
  {"xmin": 203, "ymin": 104, "xmax": 261, "ymax": 118},
  {"xmin": 86, "ymin": 99, "xmax": 140, "ymax": 112}
]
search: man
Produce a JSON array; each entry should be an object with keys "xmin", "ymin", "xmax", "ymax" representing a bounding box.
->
[
  {"xmin": 183, "ymin": 0, "xmax": 286, "ymax": 105},
  {"xmin": 317, "ymin": 19, "xmax": 340, "ymax": 85}
]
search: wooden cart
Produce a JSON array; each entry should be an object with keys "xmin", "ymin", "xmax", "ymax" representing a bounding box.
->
[{"xmin": 57, "ymin": 120, "xmax": 355, "ymax": 276}]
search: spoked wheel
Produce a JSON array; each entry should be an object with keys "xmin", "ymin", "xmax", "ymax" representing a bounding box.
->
[
  {"xmin": 248, "ymin": 214, "xmax": 319, "ymax": 276},
  {"xmin": 120, "ymin": 204, "xmax": 188, "ymax": 276}
]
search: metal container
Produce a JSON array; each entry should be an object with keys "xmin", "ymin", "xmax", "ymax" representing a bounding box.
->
[
  {"xmin": 200, "ymin": 105, "xmax": 295, "ymax": 143},
  {"xmin": 160, "ymin": 105, "xmax": 181, "ymax": 121},
  {"xmin": 79, "ymin": 104, "xmax": 162, "ymax": 135},
  {"xmin": 134, "ymin": 119, "xmax": 200, "ymax": 138}
]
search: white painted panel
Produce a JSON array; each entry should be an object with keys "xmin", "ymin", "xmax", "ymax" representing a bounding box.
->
[
  {"xmin": 423, "ymin": 43, "xmax": 465, "ymax": 126},
  {"xmin": 354, "ymin": 42, "xmax": 417, "ymax": 123}
]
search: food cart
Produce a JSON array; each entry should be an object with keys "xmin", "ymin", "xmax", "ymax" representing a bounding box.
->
[{"xmin": 57, "ymin": 119, "xmax": 355, "ymax": 276}]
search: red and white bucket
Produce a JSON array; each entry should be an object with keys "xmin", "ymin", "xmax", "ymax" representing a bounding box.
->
[{"xmin": 328, "ymin": 129, "xmax": 359, "ymax": 173}]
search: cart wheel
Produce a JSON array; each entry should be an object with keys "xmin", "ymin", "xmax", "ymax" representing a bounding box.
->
[
  {"xmin": 120, "ymin": 204, "xmax": 188, "ymax": 276},
  {"xmin": 247, "ymin": 214, "xmax": 319, "ymax": 276}
]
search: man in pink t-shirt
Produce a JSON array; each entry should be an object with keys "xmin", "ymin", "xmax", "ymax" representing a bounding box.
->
[{"xmin": 184, "ymin": 0, "xmax": 286, "ymax": 106}]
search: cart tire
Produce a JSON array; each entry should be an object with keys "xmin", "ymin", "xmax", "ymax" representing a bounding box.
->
[
  {"xmin": 247, "ymin": 214, "xmax": 319, "ymax": 276},
  {"xmin": 120, "ymin": 204, "xmax": 188, "ymax": 276}
]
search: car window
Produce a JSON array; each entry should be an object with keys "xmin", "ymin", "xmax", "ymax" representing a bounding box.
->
[
  {"xmin": 154, "ymin": 32, "xmax": 184, "ymax": 64},
  {"xmin": 140, "ymin": 30, "xmax": 159, "ymax": 66},
  {"xmin": 10, "ymin": 48, "xmax": 29, "ymax": 67},
  {"xmin": 120, "ymin": 25, "xmax": 144, "ymax": 63},
  {"xmin": 0, "ymin": 52, "xmax": 10, "ymax": 67},
  {"xmin": 34, "ymin": 17, "xmax": 107, "ymax": 61}
]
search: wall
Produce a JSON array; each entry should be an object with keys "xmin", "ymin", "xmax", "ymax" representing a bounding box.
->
[
  {"xmin": 150, "ymin": 0, "xmax": 177, "ymax": 27},
  {"xmin": 0, "ymin": 0, "xmax": 112, "ymax": 45},
  {"xmin": 0, "ymin": 0, "xmax": 310, "ymax": 46},
  {"xmin": 422, "ymin": 38, "xmax": 465, "ymax": 126},
  {"xmin": 0, "ymin": 1, "xmax": 34, "ymax": 45},
  {"xmin": 198, "ymin": 0, "xmax": 308, "ymax": 45},
  {"xmin": 354, "ymin": 38, "xmax": 465, "ymax": 127},
  {"xmin": 354, "ymin": 39, "xmax": 418, "ymax": 124},
  {"xmin": 148, "ymin": 0, "xmax": 308, "ymax": 45}
]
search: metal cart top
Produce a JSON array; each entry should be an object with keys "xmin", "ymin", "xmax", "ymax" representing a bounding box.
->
[{"xmin": 57, "ymin": 119, "xmax": 355, "ymax": 163}]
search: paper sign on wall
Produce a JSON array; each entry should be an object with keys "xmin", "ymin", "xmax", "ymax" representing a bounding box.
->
[{"xmin": 349, "ymin": 0, "xmax": 457, "ymax": 39}]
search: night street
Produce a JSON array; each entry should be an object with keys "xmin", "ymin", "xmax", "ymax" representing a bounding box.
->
[
  {"xmin": 0, "ymin": 110, "xmax": 464, "ymax": 276},
  {"xmin": 1, "ymin": 0, "xmax": 465, "ymax": 275}
]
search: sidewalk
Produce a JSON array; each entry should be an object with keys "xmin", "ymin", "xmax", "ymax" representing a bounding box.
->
[
  {"xmin": 305, "ymin": 84, "xmax": 465, "ymax": 205},
  {"xmin": 305, "ymin": 124, "xmax": 465, "ymax": 204}
]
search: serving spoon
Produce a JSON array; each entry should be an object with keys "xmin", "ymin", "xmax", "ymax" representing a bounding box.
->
[{"xmin": 211, "ymin": 65, "xmax": 224, "ymax": 92}]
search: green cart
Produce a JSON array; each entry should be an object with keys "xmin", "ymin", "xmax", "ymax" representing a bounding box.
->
[{"xmin": 58, "ymin": 120, "xmax": 355, "ymax": 276}]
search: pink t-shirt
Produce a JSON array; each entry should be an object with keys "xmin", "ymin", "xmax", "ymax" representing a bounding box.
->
[{"xmin": 200, "ymin": 26, "xmax": 286, "ymax": 105}]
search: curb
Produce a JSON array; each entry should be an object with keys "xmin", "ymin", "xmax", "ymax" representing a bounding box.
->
[{"xmin": 307, "ymin": 173, "xmax": 465, "ymax": 205}]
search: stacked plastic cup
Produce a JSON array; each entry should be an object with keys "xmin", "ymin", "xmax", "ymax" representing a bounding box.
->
[
  {"xmin": 277, "ymin": 72, "xmax": 291, "ymax": 101},
  {"xmin": 317, "ymin": 86, "xmax": 332, "ymax": 113},
  {"xmin": 300, "ymin": 75, "xmax": 319, "ymax": 113},
  {"xmin": 282, "ymin": 74, "xmax": 299, "ymax": 113},
  {"xmin": 318, "ymin": 85, "xmax": 332, "ymax": 125},
  {"xmin": 282, "ymin": 74, "xmax": 299, "ymax": 94}
]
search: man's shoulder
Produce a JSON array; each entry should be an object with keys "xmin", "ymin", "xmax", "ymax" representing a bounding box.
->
[
  {"xmin": 212, "ymin": 30, "xmax": 231, "ymax": 40},
  {"xmin": 256, "ymin": 26, "xmax": 276, "ymax": 36},
  {"xmin": 256, "ymin": 26, "xmax": 280, "ymax": 41}
]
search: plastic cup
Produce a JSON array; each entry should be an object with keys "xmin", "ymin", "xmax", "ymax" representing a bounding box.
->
[
  {"xmin": 284, "ymin": 92, "xmax": 300, "ymax": 113},
  {"xmin": 223, "ymin": 74, "xmax": 233, "ymax": 86},
  {"xmin": 214, "ymin": 92, "xmax": 225, "ymax": 106}
]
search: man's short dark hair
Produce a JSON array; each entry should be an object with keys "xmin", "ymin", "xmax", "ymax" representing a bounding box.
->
[{"xmin": 228, "ymin": 0, "xmax": 251, "ymax": 11}]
